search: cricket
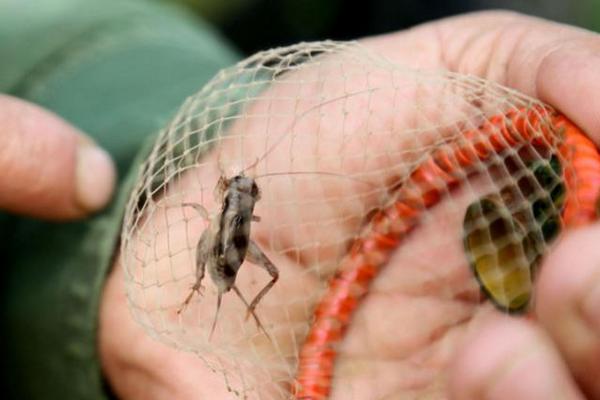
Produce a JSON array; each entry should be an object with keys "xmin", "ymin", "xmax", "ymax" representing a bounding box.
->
[
  {"xmin": 176, "ymin": 172, "xmax": 278, "ymax": 339},
  {"xmin": 175, "ymin": 88, "xmax": 379, "ymax": 339}
]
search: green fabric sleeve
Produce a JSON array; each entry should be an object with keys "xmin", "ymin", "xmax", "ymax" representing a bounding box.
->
[{"xmin": 0, "ymin": 0, "xmax": 239, "ymax": 398}]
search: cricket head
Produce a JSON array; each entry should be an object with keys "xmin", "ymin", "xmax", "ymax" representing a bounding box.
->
[
  {"xmin": 230, "ymin": 175, "xmax": 261, "ymax": 201},
  {"xmin": 215, "ymin": 174, "xmax": 262, "ymax": 203}
]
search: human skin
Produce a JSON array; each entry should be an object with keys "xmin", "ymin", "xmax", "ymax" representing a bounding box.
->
[
  {"xmin": 0, "ymin": 94, "xmax": 115, "ymax": 219},
  {"xmin": 99, "ymin": 11, "xmax": 600, "ymax": 399}
]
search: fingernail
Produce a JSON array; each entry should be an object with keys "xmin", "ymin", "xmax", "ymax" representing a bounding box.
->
[{"xmin": 76, "ymin": 142, "xmax": 116, "ymax": 212}]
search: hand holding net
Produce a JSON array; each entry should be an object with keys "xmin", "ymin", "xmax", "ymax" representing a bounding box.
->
[{"xmin": 120, "ymin": 41, "xmax": 600, "ymax": 399}]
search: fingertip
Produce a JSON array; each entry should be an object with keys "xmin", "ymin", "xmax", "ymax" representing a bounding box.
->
[
  {"xmin": 75, "ymin": 140, "xmax": 116, "ymax": 213},
  {"xmin": 0, "ymin": 95, "xmax": 116, "ymax": 219},
  {"xmin": 449, "ymin": 314, "xmax": 583, "ymax": 400},
  {"xmin": 536, "ymin": 44, "xmax": 600, "ymax": 146},
  {"xmin": 536, "ymin": 224, "xmax": 600, "ymax": 313},
  {"xmin": 536, "ymin": 223, "xmax": 600, "ymax": 397}
]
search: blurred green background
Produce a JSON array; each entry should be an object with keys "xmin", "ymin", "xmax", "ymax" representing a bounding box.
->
[{"xmin": 171, "ymin": 0, "xmax": 600, "ymax": 54}]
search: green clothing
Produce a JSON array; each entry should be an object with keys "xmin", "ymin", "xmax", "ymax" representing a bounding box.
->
[{"xmin": 0, "ymin": 0, "xmax": 239, "ymax": 398}]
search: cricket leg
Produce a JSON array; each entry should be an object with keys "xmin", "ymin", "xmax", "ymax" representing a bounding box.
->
[
  {"xmin": 245, "ymin": 240, "xmax": 279, "ymax": 320},
  {"xmin": 232, "ymin": 285, "xmax": 271, "ymax": 340},
  {"xmin": 176, "ymin": 275, "xmax": 205, "ymax": 314},
  {"xmin": 181, "ymin": 202, "xmax": 210, "ymax": 221},
  {"xmin": 177, "ymin": 230, "xmax": 210, "ymax": 314}
]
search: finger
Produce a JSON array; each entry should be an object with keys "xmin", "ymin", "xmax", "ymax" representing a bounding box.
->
[
  {"xmin": 369, "ymin": 11, "xmax": 600, "ymax": 146},
  {"xmin": 536, "ymin": 43, "xmax": 600, "ymax": 144},
  {"xmin": 536, "ymin": 223, "xmax": 600, "ymax": 398},
  {"xmin": 0, "ymin": 95, "xmax": 115, "ymax": 219},
  {"xmin": 434, "ymin": 11, "xmax": 600, "ymax": 146},
  {"xmin": 449, "ymin": 314, "xmax": 585, "ymax": 400}
]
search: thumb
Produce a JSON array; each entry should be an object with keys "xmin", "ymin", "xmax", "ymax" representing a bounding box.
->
[{"xmin": 0, "ymin": 95, "xmax": 115, "ymax": 219}]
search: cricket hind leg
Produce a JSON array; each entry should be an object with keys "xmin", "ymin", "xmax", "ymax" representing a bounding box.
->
[
  {"xmin": 231, "ymin": 285, "xmax": 272, "ymax": 340},
  {"xmin": 245, "ymin": 240, "xmax": 279, "ymax": 321}
]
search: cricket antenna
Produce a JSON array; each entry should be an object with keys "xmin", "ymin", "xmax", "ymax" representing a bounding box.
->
[
  {"xmin": 239, "ymin": 87, "xmax": 380, "ymax": 175},
  {"xmin": 254, "ymin": 170, "xmax": 377, "ymax": 189}
]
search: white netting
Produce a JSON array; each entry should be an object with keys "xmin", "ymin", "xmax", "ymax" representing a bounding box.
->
[{"xmin": 120, "ymin": 41, "xmax": 573, "ymax": 399}]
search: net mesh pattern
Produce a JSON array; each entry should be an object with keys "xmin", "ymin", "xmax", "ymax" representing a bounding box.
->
[{"xmin": 120, "ymin": 41, "xmax": 574, "ymax": 399}]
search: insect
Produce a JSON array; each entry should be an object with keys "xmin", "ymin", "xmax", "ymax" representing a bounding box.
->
[
  {"xmin": 176, "ymin": 89, "xmax": 379, "ymax": 339},
  {"xmin": 177, "ymin": 173, "xmax": 278, "ymax": 339},
  {"xmin": 293, "ymin": 106, "xmax": 600, "ymax": 399}
]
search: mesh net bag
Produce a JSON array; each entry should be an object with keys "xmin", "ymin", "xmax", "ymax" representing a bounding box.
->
[{"xmin": 120, "ymin": 41, "xmax": 600, "ymax": 399}]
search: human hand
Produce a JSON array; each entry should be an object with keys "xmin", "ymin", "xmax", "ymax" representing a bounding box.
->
[
  {"xmin": 100, "ymin": 11, "xmax": 600, "ymax": 399},
  {"xmin": 0, "ymin": 94, "xmax": 115, "ymax": 219}
]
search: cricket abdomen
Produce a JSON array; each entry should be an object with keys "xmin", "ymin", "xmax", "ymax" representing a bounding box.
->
[{"xmin": 213, "ymin": 175, "xmax": 261, "ymax": 292}]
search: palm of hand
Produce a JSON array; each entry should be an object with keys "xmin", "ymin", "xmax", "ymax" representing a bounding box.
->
[{"xmin": 101, "ymin": 11, "xmax": 600, "ymax": 400}]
